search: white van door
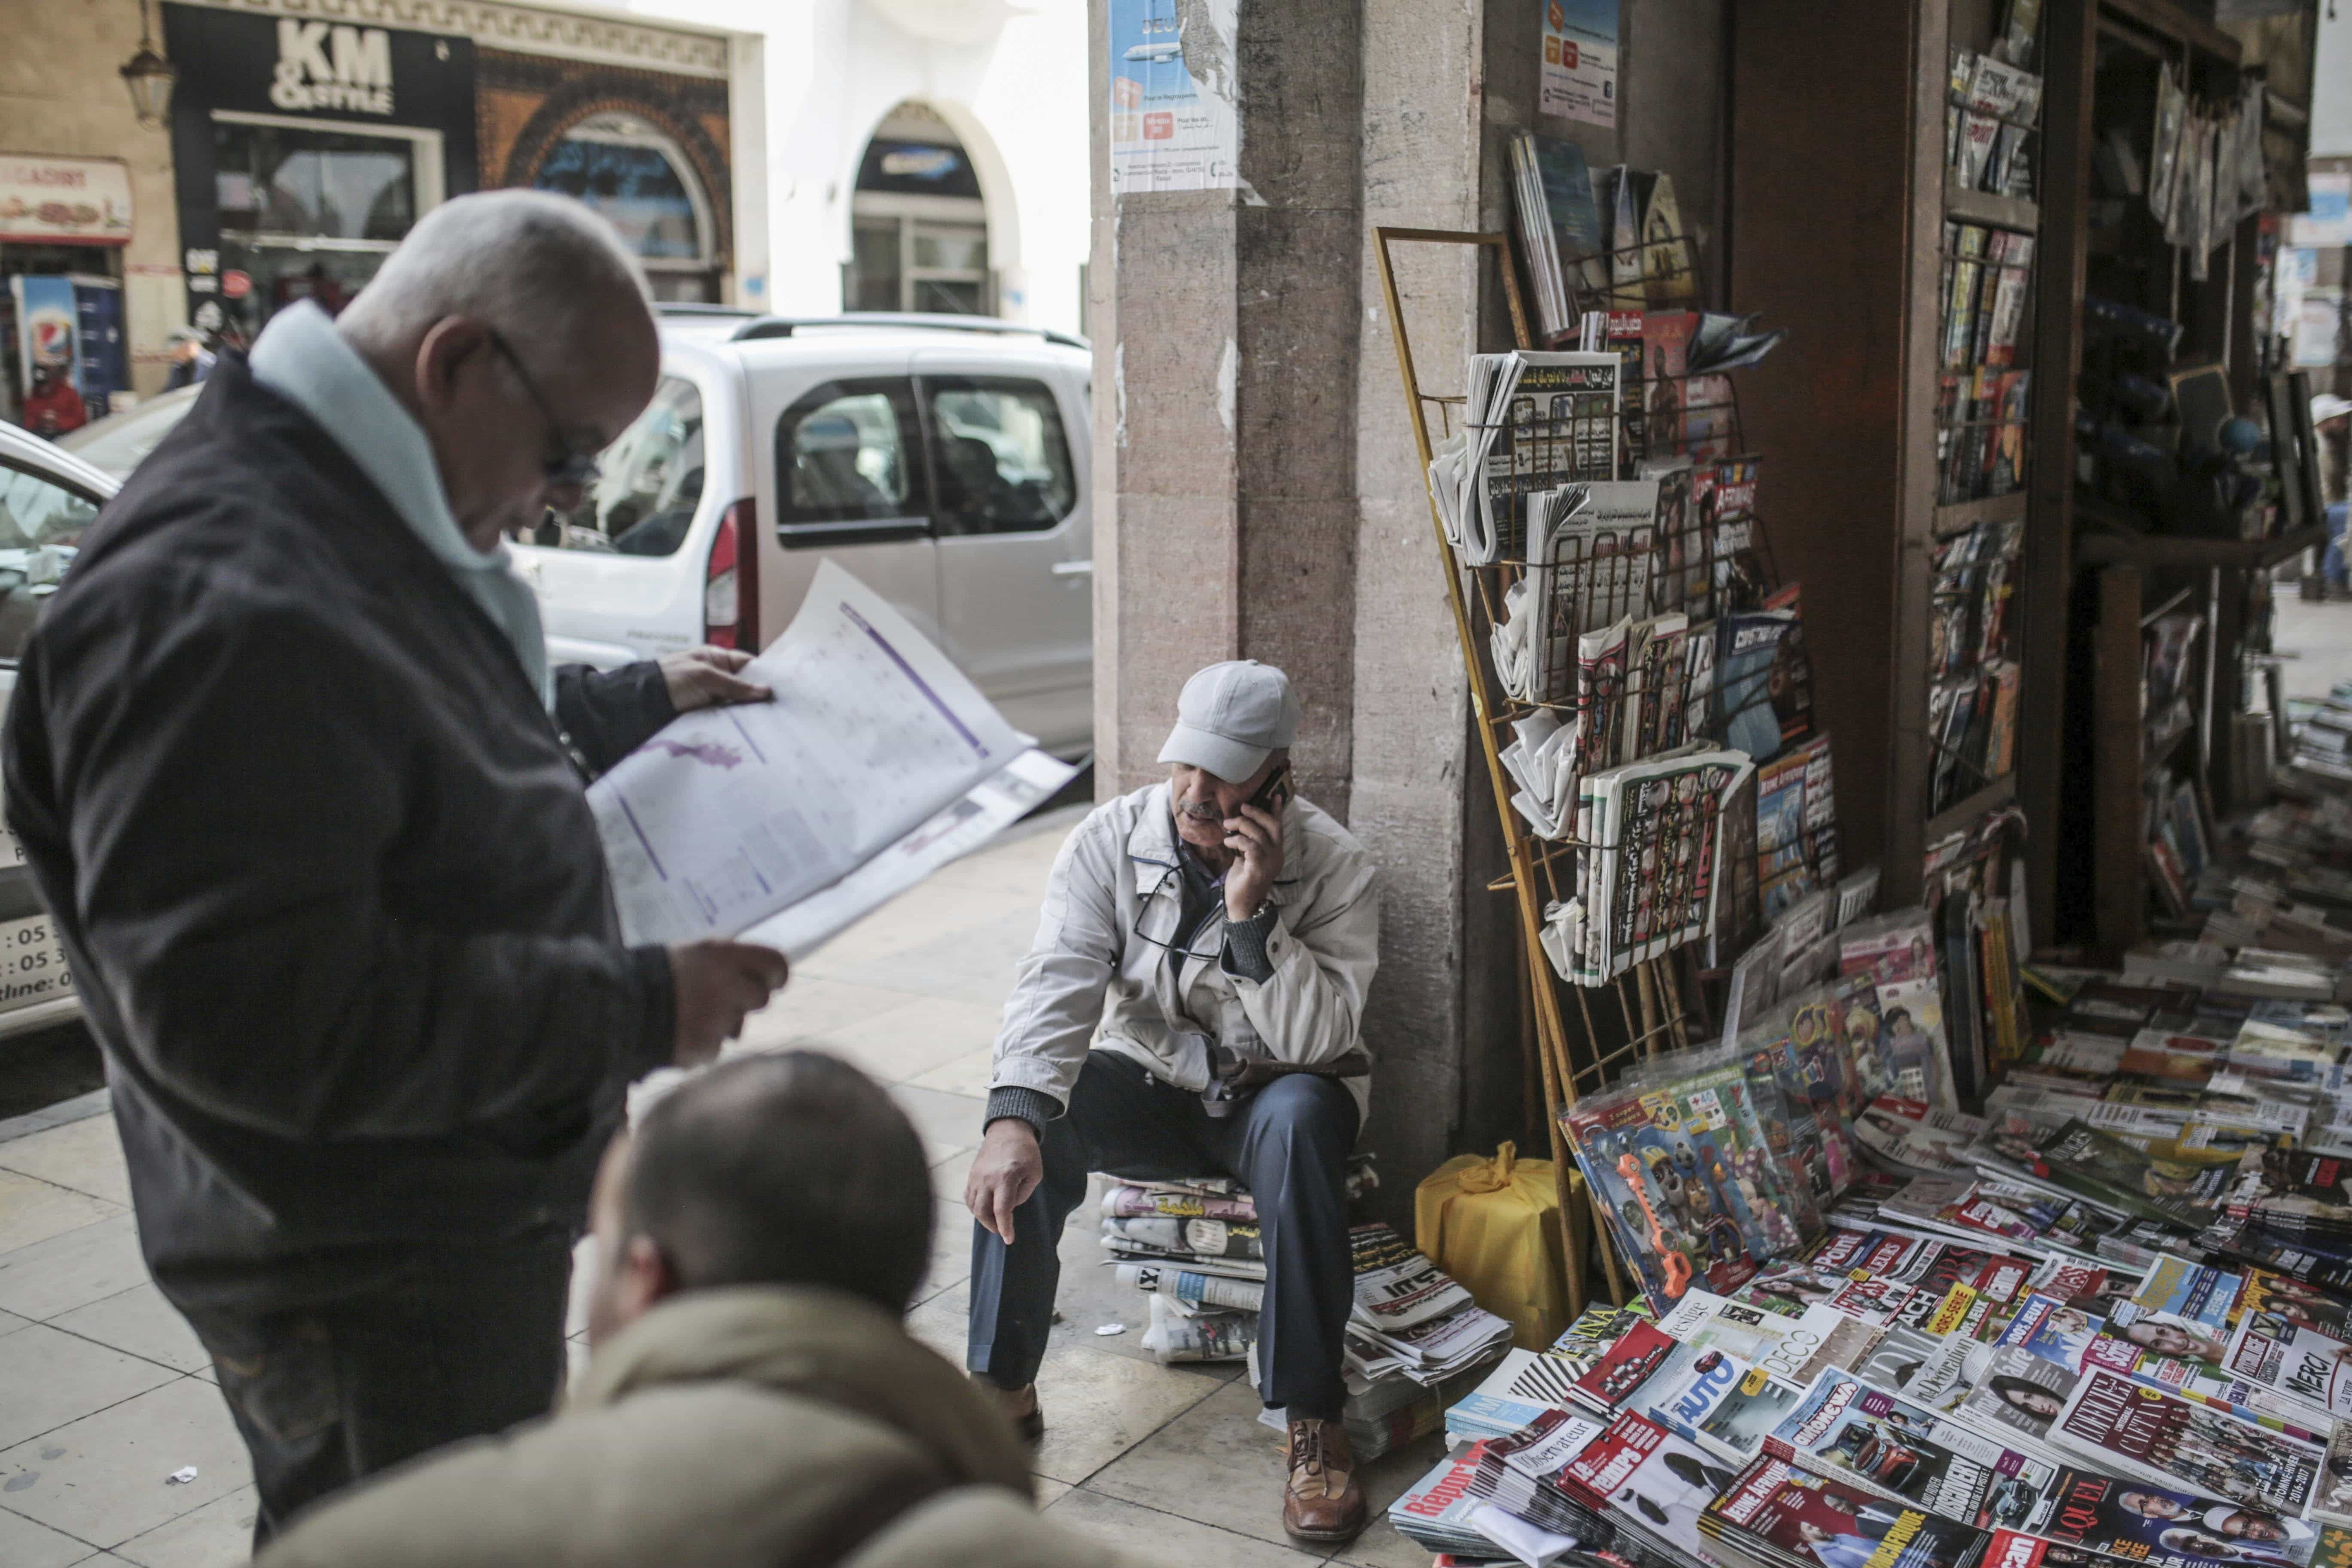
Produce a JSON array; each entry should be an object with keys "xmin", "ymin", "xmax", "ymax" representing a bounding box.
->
[
  {"xmin": 912, "ymin": 350, "xmax": 1091, "ymax": 755},
  {"xmin": 753, "ymin": 370, "xmax": 941, "ymax": 652}
]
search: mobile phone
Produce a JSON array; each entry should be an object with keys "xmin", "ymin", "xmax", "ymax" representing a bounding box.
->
[{"xmin": 1246, "ymin": 761, "xmax": 1293, "ymax": 816}]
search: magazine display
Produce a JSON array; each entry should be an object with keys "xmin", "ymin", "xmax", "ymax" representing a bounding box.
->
[
  {"xmin": 2048, "ymin": 1367, "xmax": 2325, "ymax": 1514},
  {"xmin": 2023, "ymin": 1466, "xmax": 2321, "ymax": 1568},
  {"xmin": 1764, "ymin": 1369, "xmax": 2056, "ymax": 1530},
  {"xmin": 1701, "ymin": 1453, "xmax": 1996, "ymax": 1568}
]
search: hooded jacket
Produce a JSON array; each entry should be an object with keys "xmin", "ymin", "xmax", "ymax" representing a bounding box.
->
[
  {"xmin": 253, "ymin": 1285, "xmax": 1147, "ymax": 1568},
  {"xmin": 0, "ymin": 356, "xmax": 677, "ymax": 1297}
]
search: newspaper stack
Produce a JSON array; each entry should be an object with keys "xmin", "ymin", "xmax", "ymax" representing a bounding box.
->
[{"xmin": 1103, "ymin": 1157, "xmax": 1376, "ymax": 1367}]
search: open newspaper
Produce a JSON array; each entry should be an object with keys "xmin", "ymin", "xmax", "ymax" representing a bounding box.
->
[{"xmin": 589, "ymin": 560, "xmax": 1075, "ymax": 958}]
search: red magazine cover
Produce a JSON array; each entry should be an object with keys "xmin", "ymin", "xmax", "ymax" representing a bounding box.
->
[
  {"xmin": 1572, "ymin": 1322, "xmax": 1680, "ymax": 1416},
  {"xmin": 1706, "ymin": 1454, "xmax": 1992, "ymax": 1568}
]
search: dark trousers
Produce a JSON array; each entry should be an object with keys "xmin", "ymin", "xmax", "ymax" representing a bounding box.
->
[
  {"xmin": 967, "ymin": 1049, "xmax": 1359, "ymax": 1419},
  {"xmin": 163, "ymin": 1229, "xmax": 573, "ymax": 1548}
]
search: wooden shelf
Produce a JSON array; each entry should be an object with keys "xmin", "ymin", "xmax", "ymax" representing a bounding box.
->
[
  {"xmin": 1934, "ymin": 492, "xmax": 2030, "ymax": 538},
  {"xmin": 1924, "ymin": 773, "xmax": 2017, "ymax": 842},
  {"xmin": 2098, "ymin": 0, "xmax": 2242, "ymax": 62},
  {"xmin": 2075, "ymin": 524, "xmax": 2328, "ymax": 571},
  {"xmin": 1945, "ymin": 181, "xmax": 2040, "ymax": 232}
]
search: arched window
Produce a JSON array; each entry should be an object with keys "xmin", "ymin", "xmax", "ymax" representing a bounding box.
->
[
  {"xmin": 533, "ymin": 111, "xmax": 717, "ymax": 301},
  {"xmin": 847, "ymin": 102, "xmax": 993, "ymax": 315}
]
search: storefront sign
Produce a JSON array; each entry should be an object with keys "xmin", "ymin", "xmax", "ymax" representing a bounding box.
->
[
  {"xmin": 0, "ymin": 154, "xmax": 131, "ymax": 246},
  {"xmin": 272, "ymin": 20, "xmax": 395, "ymax": 116}
]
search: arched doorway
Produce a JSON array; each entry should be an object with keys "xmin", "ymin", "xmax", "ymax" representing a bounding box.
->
[
  {"xmin": 530, "ymin": 110, "xmax": 721, "ymax": 302},
  {"xmin": 847, "ymin": 101, "xmax": 993, "ymax": 315}
]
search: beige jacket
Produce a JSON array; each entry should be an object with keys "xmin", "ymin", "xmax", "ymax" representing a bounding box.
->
[
  {"xmin": 988, "ymin": 782, "xmax": 1380, "ymax": 1120},
  {"xmin": 255, "ymin": 1285, "xmax": 1146, "ymax": 1568}
]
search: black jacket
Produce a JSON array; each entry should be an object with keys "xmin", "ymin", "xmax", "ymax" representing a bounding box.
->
[{"xmin": 2, "ymin": 356, "xmax": 678, "ymax": 1296}]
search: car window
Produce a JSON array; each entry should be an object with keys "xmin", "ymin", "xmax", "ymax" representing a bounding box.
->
[
  {"xmin": 777, "ymin": 379, "xmax": 923, "ymax": 524},
  {"xmin": 923, "ymin": 377, "xmax": 1075, "ymax": 536},
  {"xmin": 0, "ymin": 462, "xmax": 98, "ymax": 661},
  {"xmin": 532, "ymin": 375, "xmax": 704, "ymax": 557}
]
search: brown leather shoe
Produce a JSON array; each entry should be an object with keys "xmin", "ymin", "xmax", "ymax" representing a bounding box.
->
[
  {"xmin": 976, "ymin": 1378, "xmax": 1045, "ymax": 1445},
  {"xmin": 1283, "ymin": 1417, "xmax": 1366, "ymax": 1543}
]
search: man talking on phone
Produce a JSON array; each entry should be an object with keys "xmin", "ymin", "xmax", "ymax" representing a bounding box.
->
[{"xmin": 964, "ymin": 661, "xmax": 1380, "ymax": 1542}]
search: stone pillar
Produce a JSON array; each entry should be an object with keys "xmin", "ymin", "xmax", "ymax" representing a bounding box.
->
[{"xmin": 1090, "ymin": 0, "xmax": 1365, "ymax": 818}]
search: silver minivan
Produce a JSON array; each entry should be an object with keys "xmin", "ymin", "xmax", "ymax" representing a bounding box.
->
[{"xmin": 510, "ymin": 310, "xmax": 1096, "ymax": 757}]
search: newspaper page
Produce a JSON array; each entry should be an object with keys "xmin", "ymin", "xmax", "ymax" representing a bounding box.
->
[{"xmin": 590, "ymin": 560, "xmax": 1073, "ymax": 956}]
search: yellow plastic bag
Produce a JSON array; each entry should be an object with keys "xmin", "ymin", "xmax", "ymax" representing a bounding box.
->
[{"xmin": 1414, "ymin": 1142, "xmax": 1569, "ymax": 1349}]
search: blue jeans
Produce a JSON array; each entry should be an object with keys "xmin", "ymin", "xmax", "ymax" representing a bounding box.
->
[{"xmin": 2326, "ymin": 502, "xmax": 2349, "ymax": 591}]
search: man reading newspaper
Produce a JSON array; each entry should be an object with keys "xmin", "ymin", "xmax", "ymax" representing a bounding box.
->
[{"xmin": 963, "ymin": 661, "xmax": 1381, "ymax": 1542}]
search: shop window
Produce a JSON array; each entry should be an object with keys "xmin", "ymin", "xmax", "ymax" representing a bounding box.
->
[
  {"xmin": 208, "ymin": 112, "xmax": 443, "ymax": 341},
  {"xmin": 924, "ymin": 377, "xmax": 1074, "ymax": 536},
  {"xmin": 847, "ymin": 104, "xmax": 994, "ymax": 316},
  {"xmin": 533, "ymin": 113, "xmax": 715, "ymax": 303}
]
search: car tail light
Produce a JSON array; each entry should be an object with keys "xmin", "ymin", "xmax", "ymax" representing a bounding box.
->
[{"xmin": 704, "ymin": 499, "xmax": 759, "ymax": 650}]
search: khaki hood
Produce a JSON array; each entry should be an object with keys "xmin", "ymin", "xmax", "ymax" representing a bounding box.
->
[{"xmin": 571, "ymin": 1284, "xmax": 1032, "ymax": 1501}]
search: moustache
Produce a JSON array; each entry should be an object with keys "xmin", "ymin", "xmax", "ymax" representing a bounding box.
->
[{"xmin": 1177, "ymin": 803, "xmax": 1223, "ymax": 822}]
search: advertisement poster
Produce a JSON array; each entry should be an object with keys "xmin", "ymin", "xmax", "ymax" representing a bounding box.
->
[
  {"xmin": 9, "ymin": 276, "xmax": 79, "ymax": 399},
  {"xmin": 1106, "ymin": 0, "xmax": 1239, "ymax": 195},
  {"xmin": 1541, "ymin": 0, "xmax": 1619, "ymax": 128}
]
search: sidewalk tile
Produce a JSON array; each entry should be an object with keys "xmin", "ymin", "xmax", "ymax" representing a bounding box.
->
[
  {"xmin": 905, "ymin": 1044, "xmax": 999, "ymax": 1099},
  {"xmin": 1045, "ymin": 1487, "xmax": 1325, "ymax": 1565},
  {"xmin": 50, "ymin": 1288, "xmax": 210, "ymax": 1375},
  {"xmin": 0, "ymin": 1502, "xmax": 92, "ymax": 1568},
  {"xmin": 1085, "ymin": 1379, "xmax": 1293, "ymax": 1544},
  {"xmin": 0, "ymin": 1325, "xmax": 177, "ymax": 1450},
  {"xmin": 110, "ymin": 1483, "xmax": 256, "ymax": 1568},
  {"xmin": 792, "ymin": 995, "xmax": 1006, "ymax": 1086},
  {"xmin": 886, "ymin": 1084, "xmax": 986, "ymax": 1166},
  {"xmin": 0, "ymin": 1173, "xmax": 122, "ymax": 1256},
  {"xmin": 0, "ymin": 1216, "xmax": 148, "ymax": 1321},
  {"xmin": 0, "ymin": 1379, "xmax": 250, "ymax": 1548},
  {"xmin": 1027, "ymin": 1341, "xmax": 1227, "ymax": 1486},
  {"xmin": 731, "ymin": 977, "xmax": 932, "ymax": 1054},
  {"xmin": 0, "ymin": 1118, "xmax": 132, "ymax": 1207}
]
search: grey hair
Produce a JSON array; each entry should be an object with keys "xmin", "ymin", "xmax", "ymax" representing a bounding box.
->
[{"xmin": 339, "ymin": 189, "xmax": 649, "ymax": 361}]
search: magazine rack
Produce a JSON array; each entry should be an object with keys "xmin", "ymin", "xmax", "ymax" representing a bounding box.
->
[{"xmin": 1374, "ymin": 225, "xmax": 1785, "ymax": 1309}]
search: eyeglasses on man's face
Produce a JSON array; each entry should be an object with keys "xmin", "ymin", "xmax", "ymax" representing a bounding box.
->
[{"xmin": 487, "ymin": 329, "xmax": 603, "ymax": 492}]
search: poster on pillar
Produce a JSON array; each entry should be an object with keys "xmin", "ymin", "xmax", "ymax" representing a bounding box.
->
[
  {"xmin": 1106, "ymin": 0, "xmax": 1240, "ymax": 195},
  {"xmin": 1540, "ymin": 0, "xmax": 1620, "ymax": 129}
]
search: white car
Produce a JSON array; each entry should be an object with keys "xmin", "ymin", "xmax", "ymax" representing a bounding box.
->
[
  {"xmin": 64, "ymin": 313, "xmax": 1099, "ymax": 758},
  {"xmin": 0, "ymin": 423, "xmax": 111, "ymax": 1037},
  {"xmin": 511, "ymin": 309, "xmax": 1096, "ymax": 757}
]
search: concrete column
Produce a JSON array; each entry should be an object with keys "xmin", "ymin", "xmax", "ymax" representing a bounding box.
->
[{"xmin": 1089, "ymin": 0, "xmax": 1364, "ymax": 818}]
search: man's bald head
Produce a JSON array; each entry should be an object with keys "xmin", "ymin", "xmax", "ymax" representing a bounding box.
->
[
  {"xmin": 336, "ymin": 190, "xmax": 661, "ymax": 548},
  {"xmin": 340, "ymin": 189, "xmax": 652, "ymax": 374}
]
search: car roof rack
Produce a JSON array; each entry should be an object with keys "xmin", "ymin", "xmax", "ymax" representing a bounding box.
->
[
  {"xmin": 727, "ymin": 312, "xmax": 1089, "ymax": 352},
  {"xmin": 653, "ymin": 302, "xmax": 762, "ymax": 318}
]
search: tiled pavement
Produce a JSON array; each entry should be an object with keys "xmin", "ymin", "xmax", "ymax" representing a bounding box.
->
[{"xmin": 0, "ymin": 802, "xmax": 1449, "ymax": 1566}]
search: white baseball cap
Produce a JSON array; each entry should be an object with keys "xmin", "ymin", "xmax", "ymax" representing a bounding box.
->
[
  {"xmin": 1158, "ymin": 660, "xmax": 1298, "ymax": 784},
  {"xmin": 2314, "ymin": 393, "xmax": 2352, "ymax": 428}
]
